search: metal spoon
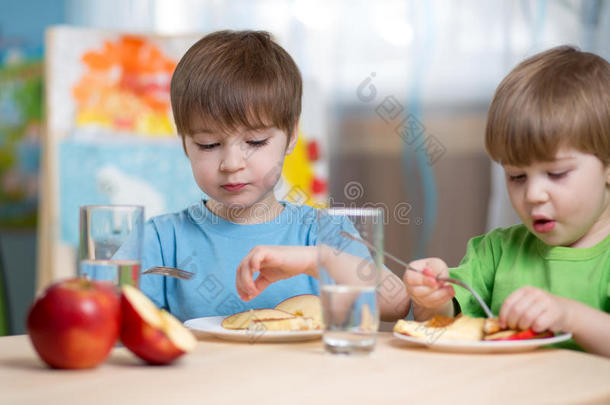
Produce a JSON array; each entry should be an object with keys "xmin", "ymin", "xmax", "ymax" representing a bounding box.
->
[
  {"xmin": 141, "ymin": 266, "xmax": 194, "ymax": 280},
  {"xmin": 339, "ymin": 231, "xmax": 493, "ymax": 318}
]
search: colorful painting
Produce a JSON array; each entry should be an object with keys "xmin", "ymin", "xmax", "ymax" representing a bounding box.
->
[
  {"xmin": 51, "ymin": 30, "xmax": 200, "ymax": 245},
  {"xmin": 0, "ymin": 58, "xmax": 43, "ymax": 228}
]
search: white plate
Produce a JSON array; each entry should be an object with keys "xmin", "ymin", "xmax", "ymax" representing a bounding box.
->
[
  {"xmin": 393, "ymin": 331, "xmax": 573, "ymax": 354},
  {"xmin": 184, "ymin": 316, "xmax": 322, "ymax": 343}
]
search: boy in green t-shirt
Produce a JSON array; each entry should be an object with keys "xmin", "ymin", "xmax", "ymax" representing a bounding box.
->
[{"xmin": 405, "ymin": 46, "xmax": 610, "ymax": 357}]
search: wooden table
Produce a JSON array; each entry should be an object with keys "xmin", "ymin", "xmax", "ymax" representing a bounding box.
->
[{"xmin": 1, "ymin": 333, "xmax": 609, "ymax": 405}]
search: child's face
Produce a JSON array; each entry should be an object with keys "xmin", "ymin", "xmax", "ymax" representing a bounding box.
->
[
  {"xmin": 184, "ymin": 123, "xmax": 297, "ymax": 209},
  {"xmin": 503, "ymin": 147, "xmax": 610, "ymax": 248}
]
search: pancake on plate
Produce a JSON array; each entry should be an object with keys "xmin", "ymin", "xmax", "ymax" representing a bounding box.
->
[
  {"xmin": 222, "ymin": 294, "xmax": 323, "ymax": 332},
  {"xmin": 274, "ymin": 294, "xmax": 323, "ymax": 329}
]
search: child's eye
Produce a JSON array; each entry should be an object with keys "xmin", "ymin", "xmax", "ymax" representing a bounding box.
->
[
  {"xmin": 548, "ymin": 171, "xmax": 567, "ymax": 179},
  {"xmin": 247, "ymin": 139, "xmax": 269, "ymax": 148},
  {"xmin": 508, "ymin": 174, "xmax": 526, "ymax": 183},
  {"xmin": 196, "ymin": 142, "xmax": 220, "ymax": 150}
]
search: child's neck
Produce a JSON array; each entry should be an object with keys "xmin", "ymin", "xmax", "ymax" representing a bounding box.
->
[{"xmin": 205, "ymin": 194, "xmax": 284, "ymax": 224}]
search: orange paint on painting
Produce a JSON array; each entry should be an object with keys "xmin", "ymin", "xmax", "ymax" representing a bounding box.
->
[{"xmin": 72, "ymin": 35, "xmax": 177, "ymax": 136}]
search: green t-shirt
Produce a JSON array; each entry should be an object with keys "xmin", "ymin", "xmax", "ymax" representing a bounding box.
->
[{"xmin": 449, "ymin": 224, "xmax": 610, "ymax": 350}]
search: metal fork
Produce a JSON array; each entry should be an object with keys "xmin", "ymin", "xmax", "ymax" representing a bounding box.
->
[
  {"xmin": 141, "ymin": 266, "xmax": 195, "ymax": 280},
  {"xmin": 339, "ymin": 231, "xmax": 493, "ymax": 318}
]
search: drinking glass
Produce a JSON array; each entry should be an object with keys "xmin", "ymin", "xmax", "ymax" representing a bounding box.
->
[
  {"xmin": 78, "ymin": 205, "xmax": 144, "ymax": 288},
  {"xmin": 317, "ymin": 207, "xmax": 383, "ymax": 354}
]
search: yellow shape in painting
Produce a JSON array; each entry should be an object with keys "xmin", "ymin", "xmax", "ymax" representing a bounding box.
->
[
  {"xmin": 282, "ymin": 132, "xmax": 315, "ymax": 205},
  {"xmin": 135, "ymin": 113, "xmax": 175, "ymax": 136},
  {"xmin": 76, "ymin": 109, "xmax": 112, "ymax": 128}
]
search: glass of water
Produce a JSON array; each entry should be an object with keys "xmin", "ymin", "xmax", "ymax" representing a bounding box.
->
[
  {"xmin": 78, "ymin": 205, "xmax": 144, "ymax": 288},
  {"xmin": 317, "ymin": 207, "xmax": 383, "ymax": 354}
]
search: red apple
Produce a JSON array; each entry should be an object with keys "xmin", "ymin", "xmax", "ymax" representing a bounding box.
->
[
  {"xmin": 120, "ymin": 285, "xmax": 196, "ymax": 365},
  {"xmin": 26, "ymin": 278, "xmax": 120, "ymax": 369}
]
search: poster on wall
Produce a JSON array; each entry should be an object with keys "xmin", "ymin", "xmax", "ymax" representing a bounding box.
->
[
  {"xmin": 54, "ymin": 33, "xmax": 203, "ymax": 246},
  {"xmin": 42, "ymin": 28, "xmax": 205, "ymax": 283},
  {"xmin": 41, "ymin": 26, "xmax": 328, "ymax": 286},
  {"xmin": 0, "ymin": 53, "xmax": 43, "ymax": 229}
]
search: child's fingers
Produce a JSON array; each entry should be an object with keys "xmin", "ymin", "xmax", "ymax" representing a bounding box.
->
[
  {"xmin": 531, "ymin": 310, "xmax": 559, "ymax": 333},
  {"xmin": 421, "ymin": 287, "xmax": 455, "ymax": 308},
  {"xmin": 404, "ymin": 267, "xmax": 438, "ymax": 288},
  {"xmin": 409, "ymin": 284, "xmax": 454, "ymax": 308},
  {"xmin": 515, "ymin": 302, "xmax": 545, "ymax": 331},
  {"xmin": 235, "ymin": 262, "xmax": 255, "ymax": 300},
  {"xmin": 499, "ymin": 287, "xmax": 539, "ymax": 329},
  {"xmin": 413, "ymin": 258, "xmax": 449, "ymax": 276},
  {"xmin": 421, "ymin": 268, "xmax": 441, "ymax": 287},
  {"xmin": 235, "ymin": 250, "xmax": 263, "ymax": 300},
  {"xmin": 498, "ymin": 289, "xmax": 522, "ymax": 328},
  {"xmin": 406, "ymin": 258, "xmax": 450, "ymax": 286},
  {"xmin": 502, "ymin": 294, "xmax": 533, "ymax": 330},
  {"xmin": 253, "ymin": 273, "xmax": 273, "ymax": 295}
]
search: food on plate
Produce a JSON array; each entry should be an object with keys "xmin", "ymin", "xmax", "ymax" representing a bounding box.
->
[
  {"xmin": 274, "ymin": 294, "xmax": 323, "ymax": 329},
  {"xmin": 222, "ymin": 308, "xmax": 314, "ymax": 331},
  {"xmin": 221, "ymin": 295, "xmax": 323, "ymax": 331},
  {"xmin": 246, "ymin": 316, "xmax": 314, "ymax": 332},
  {"xmin": 394, "ymin": 315, "xmax": 554, "ymax": 342},
  {"xmin": 120, "ymin": 285, "xmax": 197, "ymax": 365},
  {"xmin": 222, "ymin": 309, "xmax": 294, "ymax": 329},
  {"xmin": 26, "ymin": 278, "xmax": 120, "ymax": 369},
  {"xmin": 394, "ymin": 315, "xmax": 485, "ymax": 341},
  {"xmin": 482, "ymin": 318, "xmax": 554, "ymax": 340}
]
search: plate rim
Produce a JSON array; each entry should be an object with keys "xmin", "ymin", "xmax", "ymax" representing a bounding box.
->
[
  {"xmin": 184, "ymin": 315, "xmax": 323, "ymax": 341},
  {"xmin": 392, "ymin": 330, "xmax": 572, "ymax": 350}
]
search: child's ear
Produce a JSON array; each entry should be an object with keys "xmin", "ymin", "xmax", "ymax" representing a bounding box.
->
[{"xmin": 285, "ymin": 125, "xmax": 299, "ymax": 155}]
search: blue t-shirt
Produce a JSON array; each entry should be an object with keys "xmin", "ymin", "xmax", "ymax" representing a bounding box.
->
[{"xmin": 140, "ymin": 200, "xmax": 321, "ymax": 321}]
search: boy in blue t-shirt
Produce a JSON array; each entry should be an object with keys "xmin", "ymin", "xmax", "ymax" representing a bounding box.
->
[{"xmin": 141, "ymin": 30, "xmax": 409, "ymax": 322}]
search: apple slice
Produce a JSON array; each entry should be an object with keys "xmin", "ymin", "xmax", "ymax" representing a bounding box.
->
[{"xmin": 120, "ymin": 285, "xmax": 196, "ymax": 365}]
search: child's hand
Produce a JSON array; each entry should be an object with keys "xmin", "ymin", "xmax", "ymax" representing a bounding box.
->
[
  {"xmin": 499, "ymin": 286, "xmax": 571, "ymax": 333},
  {"xmin": 235, "ymin": 246, "xmax": 317, "ymax": 301},
  {"xmin": 403, "ymin": 257, "xmax": 455, "ymax": 311}
]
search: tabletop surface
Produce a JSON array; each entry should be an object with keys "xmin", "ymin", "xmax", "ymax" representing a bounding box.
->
[{"xmin": 1, "ymin": 332, "xmax": 610, "ymax": 405}]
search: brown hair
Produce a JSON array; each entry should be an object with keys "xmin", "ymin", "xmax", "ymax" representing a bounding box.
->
[
  {"xmin": 170, "ymin": 30, "xmax": 302, "ymax": 140},
  {"xmin": 485, "ymin": 45, "xmax": 610, "ymax": 166}
]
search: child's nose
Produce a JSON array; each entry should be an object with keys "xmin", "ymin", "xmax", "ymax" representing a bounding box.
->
[
  {"xmin": 525, "ymin": 179, "xmax": 549, "ymax": 203},
  {"xmin": 219, "ymin": 144, "xmax": 246, "ymax": 172}
]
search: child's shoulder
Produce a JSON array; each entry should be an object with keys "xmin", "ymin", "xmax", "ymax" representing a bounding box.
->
[
  {"xmin": 473, "ymin": 223, "xmax": 536, "ymax": 248},
  {"xmin": 486, "ymin": 223, "xmax": 530, "ymax": 238},
  {"xmin": 462, "ymin": 224, "xmax": 538, "ymax": 263},
  {"xmin": 146, "ymin": 202, "xmax": 202, "ymax": 229},
  {"xmin": 280, "ymin": 201, "xmax": 318, "ymax": 225}
]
